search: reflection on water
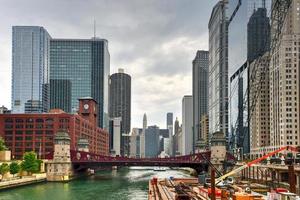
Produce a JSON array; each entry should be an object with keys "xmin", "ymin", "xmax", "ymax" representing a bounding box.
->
[{"xmin": 0, "ymin": 167, "xmax": 191, "ymax": 200}]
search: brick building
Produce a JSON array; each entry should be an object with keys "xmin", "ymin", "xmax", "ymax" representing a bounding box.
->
[{"xmin": 0, "ymin": 98, "xmax": 109, "ymax": 159}]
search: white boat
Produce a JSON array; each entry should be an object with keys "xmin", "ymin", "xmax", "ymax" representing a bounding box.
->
[{"xmin": 153, "ymin": 167, "xmax": 167, "ymax": 171}]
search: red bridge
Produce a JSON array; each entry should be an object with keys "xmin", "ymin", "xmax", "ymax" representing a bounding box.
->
[{"xmin": 47, "ymin": 150, "xmax": 235, "ymax": 173}]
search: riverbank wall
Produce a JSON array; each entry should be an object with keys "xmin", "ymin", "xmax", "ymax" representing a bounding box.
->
[{"xmin": 0, "ymin": 174, "xmax": 46, "ymax": 190}]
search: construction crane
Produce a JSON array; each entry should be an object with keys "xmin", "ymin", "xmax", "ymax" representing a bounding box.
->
[{"xmin": 215, "ymin": 146, "xmax": 300, "ymax": 184}]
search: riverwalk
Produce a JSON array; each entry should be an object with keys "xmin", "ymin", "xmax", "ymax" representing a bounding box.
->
[{"xmin": 0, "ymin": 174, "xmax": 46, "ymax": 190}]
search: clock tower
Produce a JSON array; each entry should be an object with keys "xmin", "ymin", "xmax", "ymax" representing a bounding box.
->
[{"xmin": 78, "ymin": 97, "xmax": 98, "ymax": 126}]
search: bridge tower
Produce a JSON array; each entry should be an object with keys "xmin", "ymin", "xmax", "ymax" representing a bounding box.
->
[
  {"xmin": 46, "ymin": 130, "xmax": 74, "ymax": 181},
  {"xmin": 210, "ymin": 131, "xmax": 227, "ymax": 172}
]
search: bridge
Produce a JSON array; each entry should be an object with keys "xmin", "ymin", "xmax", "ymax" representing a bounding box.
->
[{"xmin": 45, "ymin": 131, "xmax": 235, "ymax": 181}]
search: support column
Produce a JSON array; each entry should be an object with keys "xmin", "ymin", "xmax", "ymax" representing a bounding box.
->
[{"xmin": 289, "ymin": 165, "xmax": 296, "ymax": 193}]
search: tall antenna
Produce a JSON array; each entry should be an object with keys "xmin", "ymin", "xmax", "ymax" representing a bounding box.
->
[
  {"xmin": 93, "ymin": 19, "xmax": 96, "ymax": 38},
  {"xmin": 262, "ymin": 0, "xmax": 266, "ymax": 8}
]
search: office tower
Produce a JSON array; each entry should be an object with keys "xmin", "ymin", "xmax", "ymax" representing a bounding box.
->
[
  {"xmin": 12, "ymin": 26, "xmax": 51, "ymax": 113},
  {"xmin": 140, "ymin": 113, "xmax": 147, "ymax": 158},
  {"xmin": 269, "ymin": 0, "xmax": 300, "ymax": 149},
  {"xmin": 50, "ymin": 38, "xmax": 110, "ymax": 129},
  {"xmin": 249, "ymin": 52, "xmax": 270, "ymax": 157},
  {"xmin": 166, "ymin": 112, "xmax": 173, "ymax": 156},
  {"xmin": 173, "ymin": 117, "xmax": 180, "ymax": 155},
  {"xmin": 130, "ymin": 128, "xmax": 142, "ymax": 158},
  {"xmin": 208, "ymin": 0, "xmax": 229, "ymax": 142},
  {"xmin": 182, "ymin": 95, "xmax": 193, "ymax": 155},
  {"xmin": 247, "ymin": 4, "xmax": 270, "ymax": 63},
  {"xmin": 144, "ymin": 125, "xmax": 160, "ymax": 158},
  {"xmin": 109, "ymin": 68, "xmax": 131, "ymax": 134},
  {"xmin": 192, "ymin": 50, "xmax": 209, "ymax": 151},
  {"xmin": 109, "ymin": 117, "xmax": 122, "ymax": 156}
]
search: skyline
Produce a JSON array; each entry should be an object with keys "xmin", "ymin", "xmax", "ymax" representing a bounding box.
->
[{"xmin": 0, "ymin": 0, "xmax": 218, "ymax": 129}]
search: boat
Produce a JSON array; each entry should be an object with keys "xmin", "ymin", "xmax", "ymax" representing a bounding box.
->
[{"xmin": 153, "ymin": 167, "xmax": 167, "ymax": 171}]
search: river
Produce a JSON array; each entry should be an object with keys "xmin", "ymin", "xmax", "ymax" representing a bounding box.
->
[{"xmin": 0, "ymin": 167, "xmax": 192, "ymax": 200}]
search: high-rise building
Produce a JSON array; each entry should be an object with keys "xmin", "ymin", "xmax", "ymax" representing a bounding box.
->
[
  {"xmin": 247, "ymin": 6, "xmax": 270, "ymax": 63},
  {"xmin": 173, "ymin": 117, "xmax": 180, "ymax": 155},
  {"xmin": 109, "ymin": 68, "xmax": 131, "ymax": 134},
  {"xmin": 108, "ymin": 117, "xmax": 122, "ymax": 156},
  {"xmin": 269, "ymin": 0, "xmax": 300, "ymax": 150},
  {"xmin": 130, "ymin": 128, "xmax": 142, "ymax": 158},
  {"xmin": 12, "ymin": 26, "xmax": 51, "ymax": 114},
  {"xmin": 140, "ymin": 113, "xmax": 147, "ymax": 158},
  {"xmin": 145, "ymin": 125, "xmax": 160, "ymax": 158},
  {"xmin": 200, "ymin": 114, "xmax": 209, "ymax": 149},
  {"xmin": 192, "ymin": 50, "xmax": 209, "ymax": 151},
  {"xmin": 182, "ymin": 95, "xmax": 193, "ymax": 155},
  {"xmin": 208, "ymin": 1, "xmax": 229, "ymax": 143},
  {"xmin": 50, "ymin": 38, "xmax": 110, "ymax": 129},
  {"xmin": 249, "ymin": 52, "xmax": 270, "ymax": 157},
  {"xmin": 166, "ymin": 112, "xmax": 173, "ymax": 156}
]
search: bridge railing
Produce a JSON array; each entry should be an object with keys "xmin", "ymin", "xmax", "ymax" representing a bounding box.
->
[{"xmin": 70, "ymin": 150, "xmax": 211, "ymax": 164}]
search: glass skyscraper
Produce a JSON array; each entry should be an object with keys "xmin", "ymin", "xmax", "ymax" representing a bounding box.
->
[
  {"xmin": 208, "ymin": 1, "xmax": 229, "ymax": 144},
  {"xmin": 11, "ymin": 26, "xmax": 51, "ymax": 113},
  {"xmin": 50, "ymin": 38, "xmax": 110, "ymax": 129}
]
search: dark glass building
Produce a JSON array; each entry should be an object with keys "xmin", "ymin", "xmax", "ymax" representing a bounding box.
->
[
  {"xmin": 109, "ymin": 69, "xmax": 131, "ymax": 134},
  {"xmin": 50, "ymin": 38, "xmax": 110, "ymax": 129},
  {"xmin": 247, "ymin": 6, "xmax": 270, "ymax": 62},
  {"xmin": 192, "ymin": 50, "xmax": 209, "ymax": 149}
]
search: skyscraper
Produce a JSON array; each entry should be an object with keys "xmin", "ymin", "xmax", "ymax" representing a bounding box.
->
[
  {"xmin": 182, "ymin": 95, "xmax": 193, "ymax": 155},
  {"xmin": 50, "ymin": 38, "xmax": 110, "ymax": 129},
  {"xmin": 192, "ymin": 50, "xmax": 209, "ymax": 151},
  {"xmin": 166, "ymin": 112, "xmax": 173, "ymax": 156},
  {"xmin": 140, "ymin": 113, "xmax": 147, "ymax": 158},
  {"xmin": 12, "ymin": 26, "xmax": 51, "ymax": 113},
  {"xmin": 109, "ymin": 68, "xmax": 131, "ymax": 134},
  {"xmin": 269, "ymin": 0, "xmax": 300, "ymax": 150},
  {"xmin": 247, "ymin": 5, "xmax": 270, "ymax": 63},
  {"xmin": 208, "ymin": 0, "xmax": 229, "ymax": 143}
]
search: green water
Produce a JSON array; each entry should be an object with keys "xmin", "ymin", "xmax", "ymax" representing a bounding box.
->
[{"xmin": 0, "ymin": 167, "xmax": 191, "ymax": 200}]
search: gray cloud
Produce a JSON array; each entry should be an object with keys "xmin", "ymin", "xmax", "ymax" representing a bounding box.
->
[{"xmin": 0, "ymin": 0, "xmax": 218, "ymax": 129}]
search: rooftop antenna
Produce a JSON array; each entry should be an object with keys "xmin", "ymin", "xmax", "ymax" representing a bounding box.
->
[
  {"xmin": 93, "ymin": 19, "xmax": 96, "ymax": 39},
  {"xmin": 262, "ymin": 0, "xmax": 266, "ymax": 8}
]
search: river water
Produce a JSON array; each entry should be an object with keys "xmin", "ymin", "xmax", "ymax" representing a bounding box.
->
[{"xmin": 0, "ymin": 167, "xmax": 191, "ymax": 200}]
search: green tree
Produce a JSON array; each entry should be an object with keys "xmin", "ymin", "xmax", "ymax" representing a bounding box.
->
[
  {"xmin": 21, "ymin": 152, "xmax": 40, "ymax": 175},
  {"xmin": 0, "ymin": 137, "xmax": 7, "ymax": 151},
  {"xmin": 9, "ymin": 162, "xmax": 20, "ymax": 177},
  {"xmin": 0, "ymin": 163, "xmax": 10, "ymax": 179}
]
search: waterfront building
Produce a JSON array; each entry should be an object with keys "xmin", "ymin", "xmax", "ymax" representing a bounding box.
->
[
  {"xmin": 50, "ymin": 38, "xmax": 110, "ymax": 129},
  {"xmin": 145, "ymin": 125, "xmax": 160, "ymax": 158},
  {"xmin": 269, "ymin": 0, "xmax": 300, "ymax": 151},
  {"xmin": 129, "ymin": 128, "xmax": 142, "ymax": 158},
  {"xmin": 182, "ymin": 95, "xmax": 193, "ymax": 155},
  {"xmin": 208, "ymin": 0, "xmax": 229, "ymax": 143},
  {"xmin": 166, "ymin": 112, "xmax": 173, "ymax": 156},
  {"xmin": 109, "ymin": 117, "xmax": 122, "ymax": 156},
  {"xmin": 173, "ymin": 117, "xmax": 180, "ymax": 155},
  {"xmin": 109, "ymin": 68, "xmax": 131, "ymax": 134},
  {"xmin": 0, "ymin": 98, "xmax": 109, "ymax": 159},
  {"xmin": 109, "ymin": 68, "xmax": 131, "ymax": 155},
  {"xmin": 249, "ymin": 52, "xmax": 270, "ymax": 157},
  {"xmin": 192, "ymin": 50, "xmax": 209, "ymax": 151},
  {"xmin": 140, "ymin": 113, "xmax": 147, "ymax": 158},
  {"xmin": 12, "ymin": 26, "xmax": 51, "ymax": 114}
]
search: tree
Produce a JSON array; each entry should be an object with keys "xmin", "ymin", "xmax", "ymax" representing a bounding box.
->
[
  {"xmin": 9, "ymin": 162, "xmax": 20, "ymax": 177},
  {"xmin": 0, "ymin": 163, "xmax": 10, "ymax": 179},
  {"xmin": 0, "ymin": 137, "xmax": 7, "ymax": 151},
  {"xmin": 21, "ymin": 152, "xmax": 40, "ymax": 175}
]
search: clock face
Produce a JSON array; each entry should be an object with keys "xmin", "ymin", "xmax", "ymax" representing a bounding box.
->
[{"xmin": 84, "ymin": 104, "xmax": 89, "ymax": 110}]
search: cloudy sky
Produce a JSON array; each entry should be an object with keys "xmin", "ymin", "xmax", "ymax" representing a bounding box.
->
[{"xmin": 0, "ymin": 0, "xmax": 219, "ymax": 129}]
